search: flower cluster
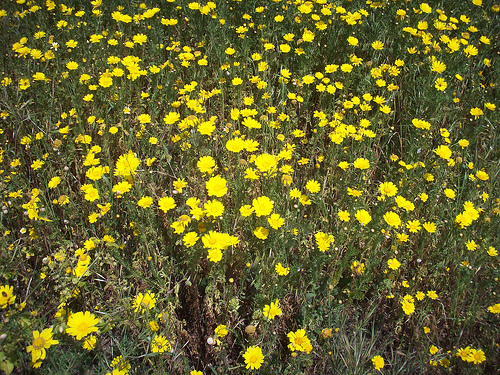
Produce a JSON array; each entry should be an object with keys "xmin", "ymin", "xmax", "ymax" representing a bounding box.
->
[{"xmin": 0, "ymin": 0, "xmax": 498, "ymax": 372}]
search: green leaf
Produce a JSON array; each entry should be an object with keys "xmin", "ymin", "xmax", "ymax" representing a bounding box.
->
[{"xmin": 0, "ymin": 352, "xmax": 15, "ymax": 375}]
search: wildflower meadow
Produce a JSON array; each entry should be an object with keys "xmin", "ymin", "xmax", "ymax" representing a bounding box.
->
[{"xmin": 1, "ymin": 0, "xmax": 499, "ymax": 373}]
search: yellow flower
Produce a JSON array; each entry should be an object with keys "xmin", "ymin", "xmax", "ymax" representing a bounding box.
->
[
  {"xmin": 204, "ymin": 199, "xmax": 224, "ymax": 218},
  {"xmin": 137, "ymin": 113, "xmax": 151, "ymax": 124},
  {"xmin": 263, "ymin": 299, "xmax": 282, "ymax": 320},
  {"xmin": 488, "ymin": 304, "xmax": 500, "ymax": 314},
  {"xmin": 464, "ymin": 45, "xmax": 478, "ymax": 57},
  {"xmin": 435, "ymin": 77, "xmax": 447, "ymax": 91},
  {"xmin": 406, "ymin": 220, "xmax": 421, "ymax": 233},
  {"xmin": 32, "ymin": 72, "xmax": 46, "ymax": 81},
  {"xmin": 287, "ymin": 329, "xmax": 312, "ymax": 353},
  {"xmin": 48, "ymin": 176, "xmax": 61, "ymax": 189},
  {"xmin": 183, "ymin": 232, "xmax": 199, "ymax": 248},
  {"xmin": 338, "ymin": 210, "xmax": 350, "ymax": 222},
  {"xmin": 387, "ymin": 258, "xmax": 401, "ymax": 270},
  {"xmin": 465, "ymin": 240, "xmax": 477, "ymax": 251},
  {"xmin": 355, "ymin": 209, "xmax": 371, "ymax": 225},
  {"xmin": 275, "ymin": 263, "xmax": 290, "ymax": 276},
  {"xmin": 252, "ymin": 196, "xmax": 273, "ymax": 217},
  {"xmin": 384, "ymin": 211, "xmax": 401, "ymax": 228},
  {"xmin": 470, "ymin": 107, "xmax": 483, "ymax": 119},
  {"xmin": 19, "ymin": 78, "xmax": 30, "ymax": 90},
  {"xmin": 280, "ymin": 68, "xmax": 291, "ymax": 78},
  {"xmin": 279, "ymin": 44, "xmax": 291, "ymax": 53},
  {"xmin": 86, "ymin": 165, "xmax": 106, "ymax": 181},
  {"xmin": 254, "ymin": 153, "xmax": 277, "ymax": 174},
  {"xmin": 431, "ymin": 60, "xmax": 446, "ymax": 73},
  {"xmin": 372, "ymin": 355, "xmax": 385, "ymax": 371},
  {"xmin": 83, "ymin": 335, "xmax": 96, "ymax": 350},
  {"xmin": 444, "ymin": 188, "xmax": 455, "ymax": 199},
  {"xmin": 379, "ymin": 182, "xmax": 398, "ymax": 196},
  {"xmin": 214, "ymin": 324, "xmax": 228, "ymax": 338},
  {"xmin": 89, "ymin": 34, "xmax": 103, "ymax": 43},
  {"xmin": 268, "ymin": 213, "xmax": 284, "ymax": 229},
  {"xmin": 66, "ymin": 311, "xmax": 99, "ymax": 340},
  {"xmin": 427, "ymin": 290, "xmax": 438, "ymax": 300},
  {"xmin": 434, "ymin": 145, "xmax": 452, "ymax": 160},
  {"xmin": 197, "ymin": 156, "xmax": 216, "ymax": 174},
  {"xmin": 353, "ymin": 158, "xmax": 370, "ymax": 170},
  {"xmin": 66, "ymin": 39, "xmax": 78, "ymax": 48},
  {"xmin": 207, "ymin": 248, "xmax": 222, "ymax": 262},
  {"xmin": 242, "ymin": 117, "xmax": 261, "ymax": 129},
  {"xmin": 243, "ymin": 346, "xmax": 264, "ymax": 370},
  {"xmin": 457, "ymin": 347, "xmax": 472, "ymax": 362},
  {"xmin": 476, "ymin": 169, "xmax": 489, "ymax": 180},
  {"xmin": 226, "ymin": 137, "xmax": 246, "ymax": 152},
  {"xmin": 485, "ymin": 102, "xmax": 496, "ymax": 111},
  {"xmin": 82, "ymin": 185, "xmax": 99, "ymax": 202},
  {"xmin": 133, "ymin": 291, "xmax": 157, "ymax": 313},
  {"xmin": 401, "ymin": 295, "xmax": 415, "ymax": 315},
  {"xmin": 423, "ymin": 222, "xmax": 437, "ymax": 233},
  {"xmin": 66, "ymin": 61, "xmax": 79, "ymax": 70},
  {"xmin": 206, "ymin": 175, "xmax": 228, "ymax": 197},
  {"xmin": 487, "ymin": 247, "xmax": 497, "ymax": 257},
  {"xmin": 198, "ymin": 117, "xmax": 217, "ymax": 135},
  {"xmin": 173, "ymin": 178, "xmax": 187, "ymax": 193},
  {"xmin": 305, "ymin": 179, "xmax": 320, "ymax": 193},
  {"xmin": 351, "ymin": 261, "xmax": 365, "ymax": 275},
  {"xmin": 315, "ymin": 231, "xmax": 334, "ymax": 252},
  {"xmin": 99, "ymin": 74, "xmax": 113, "ymax": 88},
  {"xmin": 338, "ymin": 161, "xmax": 349, "ymax": 170},
  {"xmin": 158, "ymin": 196, "xmax": 175, "ymax": 213},
  {"xmin": 137, "ymin": 196, "xmax": 153, "ymax": 208},
  {"xmin": 164, "ymin": 111, "xmax": 180, "ymax": 125},
  {"xmin": 347, "ymin": 36, "xmax": 358, "ymax": 45},
  {"xmin": 420, "ymin": 3, "xmax": 432, "ymax": 12},
  {"xmin": 31, "ymin": 159, "xmax": 44, "ymax": 170},
  {"xmin": 470, "ymin": 349, "xmax": 486, "ymax": 364},
  {"xmin": 114, "ymin": 151, "xmax": 140, "ymax": 177},
  {"xmin": 110, "ymin": 355, "xmax": 131, "ymax": 373},
  {"xmin": 26, "ymin": 328, "xmax": 59, "ymax": 364},
  {"xmin": 151, "ymin": 335, "xmax": 171, "ymax": 353},
  {"xmin": 232, "ymin": 77, "xmax": 243, "ymax": 86},
  {"xmin": 341, "ymin": 63, "xmax": 353, "ymax": 73},
  {"xmin": 302, "ymin": 28, "xmax": 315, "ymax": 42},
  {"xmin": 254, "ymin": 226, "xmax": 269, "ymax": 240},
  {"xmin": 372, "ymin": 40, "xmax": 384, "ymax": 50},
  {"xmin": 88, "ymin": 212, "xmax": 98, "ymax": 223},
  {"xmin": 112, "ymin": 181, "xmax": 132, "ymax": 197},
  {"xmin": 240, "ymin": 205, "xmax": 254, "ymax": 217},
  {"xmin": 133, "ymin": 33, "xmax": 147, "ymax": 45}
]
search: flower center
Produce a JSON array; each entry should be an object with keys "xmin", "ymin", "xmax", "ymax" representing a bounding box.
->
[
  {"xmin": 78, "ymin": 322, "xmax": 89, "ymax": 333},
  {"xmin": 294, "ymin": 337, "xmax": 305, "ymax": 346},
  {"xmin": 33, "ymin": 336, "xmax": 46, "ymax": 350}
]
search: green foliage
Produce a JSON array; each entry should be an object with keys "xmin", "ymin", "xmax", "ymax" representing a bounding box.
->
[{"xmin": 0, "ymin": 0, "xmax": 499, "ymax": 374}]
